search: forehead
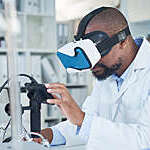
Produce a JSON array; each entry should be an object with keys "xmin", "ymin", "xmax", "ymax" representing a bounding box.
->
[{"xmin": 85, "ymin": 23, "xmax": 112, "ymax": 37}]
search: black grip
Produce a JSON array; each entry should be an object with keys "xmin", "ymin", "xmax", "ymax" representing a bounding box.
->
[{"xmin": 25, "ymin": 83, "xmax": 54, "ymax": 104}]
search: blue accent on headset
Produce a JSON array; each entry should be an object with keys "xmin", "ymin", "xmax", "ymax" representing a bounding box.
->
[{"xmin": 57, "ymin": 48, "xmax": 92, "ymax": 70}]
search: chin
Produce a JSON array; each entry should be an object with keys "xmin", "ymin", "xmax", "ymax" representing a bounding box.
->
[
  {"xmin": 96, "ymin": 76, "xmax": 108, "ymax": 81},
  {"xmin": 92, "ymin": 72, "xmax": 108, "ymax": 81}
]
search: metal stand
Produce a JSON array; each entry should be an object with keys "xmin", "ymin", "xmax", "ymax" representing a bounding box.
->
[{"xmin": 4, "ymin": 0, "xmax": 22, "ymax": 141}]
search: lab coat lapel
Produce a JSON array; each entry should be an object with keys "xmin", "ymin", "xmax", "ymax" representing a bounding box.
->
[
  {"xmin": 111, "ymin": 69, "xmax": 137, "ymax": 121},
  {"xmin": 118, "ymin": 69, "xmax": 137, "ymax": 98},
  {"xmin": 106, "ymin": 38, "xmax": 149, "ymax": 121},
  {"xmin": 117, "ymin": 38, "xmax": 150, "ymax": 99}
]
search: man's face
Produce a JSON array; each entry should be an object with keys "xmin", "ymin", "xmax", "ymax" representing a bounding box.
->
[
  {"xmin": 91, "ymin": 57, "xmax": 122, "ymax": 80},
  {"xmin": 86, "ymin": 24, "xmax": 123, "ymax": 80}
]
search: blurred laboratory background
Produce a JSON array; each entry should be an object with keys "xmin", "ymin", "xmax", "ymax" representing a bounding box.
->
[{"xmin": 0, "ymin": 0, "xmax": 150, "ymax": 137}]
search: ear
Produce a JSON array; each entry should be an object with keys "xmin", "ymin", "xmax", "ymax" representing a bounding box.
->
[{"xmin": 119, "ymin": 38, "xmax": 128, "ymax": 49}]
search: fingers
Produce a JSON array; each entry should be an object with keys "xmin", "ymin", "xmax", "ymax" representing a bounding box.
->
[
  {"xmin": 47, "ymin": 99, "xmax": 62, "ymax": 105},
  {"xmin": 45, "ymin": 83, "xmax": 66, "ymax": 89},
  {"xmin": 50, "ymin": 94, "xmax": 60, "ymax": 99},
  {"xmin": 32, "ymin": 138, "xmax": 42, "ymax": 144},
  {"xmin": 47, "ymin": 88, "xmax": 67, "ymax": 96},
  {"xmin": 45, "ymin": 83, "xmax": 69, "ymax": 98}
]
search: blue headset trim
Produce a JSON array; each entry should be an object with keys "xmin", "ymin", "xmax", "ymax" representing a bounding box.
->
[{"xmin": 57, "ymin": 48, "xmax": 92, "ymax": 70}]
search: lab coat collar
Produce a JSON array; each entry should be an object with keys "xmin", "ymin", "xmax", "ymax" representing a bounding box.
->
[
  {"xmin": 109, "ymin": 38, "xmax": 150, "ymax": 120},
  {"xmin": 133, "ymin": 37, "xmax": 150, "ymax": 70},
  {"xmin": 115, "ymin": 38, "xmax": 150, "ymax": 95},
  {"xmin": 97, "ymin": 37, "xmax": 150, "ymax": 95},
  {"xmin": 109, "ymin": 37, "xmax": 150, "ymax": 83}
]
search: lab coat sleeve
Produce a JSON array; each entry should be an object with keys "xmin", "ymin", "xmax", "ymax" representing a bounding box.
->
[
  {"xmin": 86, "ymin": 96, "xmax": 150, "ymax": 150},
  {"xmin": 49, "ymin": 81, "xmax": 100, "ymax": 146},
  {"xmin": 50, "ymin": 127, "xmax": 66, "ymax": 146},
  {"xmin": 51, "ymin": 120, "xmax": 85, "ymax": 146},
  {"xmin": 78, "ymin": 113, "xmax": 94, "ymax": 142},
  {"xmin": 78, "ymin": 81, "xmax": 103, "ymax": 142}
]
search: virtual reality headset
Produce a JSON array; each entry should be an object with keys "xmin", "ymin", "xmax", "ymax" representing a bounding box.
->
[{"xmin": 57, "ymin": 7, "xmax": 131, "ymax": 72}]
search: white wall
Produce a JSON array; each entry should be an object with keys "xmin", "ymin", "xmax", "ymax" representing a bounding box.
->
[
  {"xmin": 127, "ymin": 0, "xmax": 150, "ymax": 22},
  {"xmin": 119, "ymin": 0, "xmax": 150, "ymax": 39},
  {"xmin": 129, "ymin": 21, "xmax": 150, "ymax": 38}
]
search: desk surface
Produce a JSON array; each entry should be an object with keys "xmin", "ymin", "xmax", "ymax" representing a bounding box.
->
[
  {"xmin": 50, "ymin": 144, "xmax": 86, "ymax": 150},
  {"xmin": 0, "ymin": 142, "xmax": 86, "ymax": 150}
]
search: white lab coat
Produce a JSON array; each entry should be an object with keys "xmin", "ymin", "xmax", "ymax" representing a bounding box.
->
[{"xmin": 53, "ymin": 38, "xmax": 150, "ymax": 150}]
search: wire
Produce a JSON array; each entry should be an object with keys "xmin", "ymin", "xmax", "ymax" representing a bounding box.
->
[
  {"xmin": 18, "ymin": 74, "xmax": 38, "ymax": 84},
  {"xmin": 0, "ymin": 74, "xmax": 36, "ymax": 142},
  {"xmin": 0, "ymin": 74, "xmax": 41, "ymax": 143},
  {"xmin": 2, "ymin": 118, "xmax": 11, "ymax": 141},
  {"xmin": 0, "ymin": 80, "xmax": 10, "ymax": 142},
  {"xmin": 29, "ymin": 132, "xmax": 50, "ymax": 148},
  {"xmin": 21, "ymin": 126, "xmax": 32, "ymax": 142},
  {"xmin": 0, "ymin": 79, "xmax": 9, "ymax": 93},
  {"xmin": 0, "ymin": 74, "xmax": 38, "ymax": 95}
]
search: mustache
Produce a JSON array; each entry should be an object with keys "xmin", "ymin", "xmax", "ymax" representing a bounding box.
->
[
  {"xmin": 94, "ymin": 63, "xmax": 108, "ymax": 69},
  {"xmin": 94, "ymin": 62, "xmax": 121, "ymax": 70}
]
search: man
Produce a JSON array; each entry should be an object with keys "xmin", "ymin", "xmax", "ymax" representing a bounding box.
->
[{"xmin": 35, "ymin": 7, "xmax": 150, "ymax": 150}]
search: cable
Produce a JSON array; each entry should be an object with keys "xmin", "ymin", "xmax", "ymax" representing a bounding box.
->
[
  {"xmin": 18, "ymin": 74, "xmax": 38, "ymax": 84},
  {"xmin": 0, "ymin": 74, "xmax": 35, "ymax": 142},
  {"xmin": 2, "ymin": 118, "xmax": 11, "ymax": 141},
  {"xmin": 0, "ymin": 74, "xmax": 38, "ymax": 95},
  {"xmin": 0, "ymin": 79, "xmax": 10, "ymax": 142},
  {"xmin": 0, "ymin": 79, "xmax": 9, "ymax": 93},
  {"xmin": 21, "ymin": 126, "xmax": 32, "ymax": 142},
  {"xmin": 29, "ymin": 132, "xmax": 50, "ymax": 148},
  {"xmin": 0, "ymin": 74, "xmax": 52, "ymax": 144}
]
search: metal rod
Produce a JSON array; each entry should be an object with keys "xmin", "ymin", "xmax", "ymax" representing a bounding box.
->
[{"xmin": 4, "ymin": 0, "xmax": 22, "ymax": 141}]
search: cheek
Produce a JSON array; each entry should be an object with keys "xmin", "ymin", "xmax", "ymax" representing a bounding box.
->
[
  {"xmin": 100, "ymin": 55, "xmax": 114, "ymax": 67},
  {"xmin": 111, "ymin": 44, "xmax": 121, "ymax": 57},
  {"xmin": 101, "ymin": 47, "xmax": 120, "ymax": 66}
]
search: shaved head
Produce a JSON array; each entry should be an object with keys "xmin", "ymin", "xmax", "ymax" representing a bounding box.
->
[
  {"xmin": 86, "ymin": 7, "xmax": 128, "ymax": 36},
  {"xmin": 83, "ymin": 7, "xmax": 138, "ymax": 80}
]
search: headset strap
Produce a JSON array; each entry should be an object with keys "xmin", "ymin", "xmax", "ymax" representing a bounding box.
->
[
  {"xmin": 98, "ymin": 26, "xmax": 131, "ymax": 56},
  {"xmin": 74, "ymin": 7, "xmax": 108, "ymax": 41}
]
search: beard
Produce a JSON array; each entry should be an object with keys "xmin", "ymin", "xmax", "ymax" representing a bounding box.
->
[{"xmin": 92, "ymin": 61, "xmax": 122, "ymax": 81}]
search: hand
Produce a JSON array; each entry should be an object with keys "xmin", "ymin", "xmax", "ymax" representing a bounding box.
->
[
  {"xmin": 45, "ymin": 83, "xmax": 85, "ymax": 126},
  {"xmin": 33, "ymin": 128, "xmax": 53, "ymax": 144}
]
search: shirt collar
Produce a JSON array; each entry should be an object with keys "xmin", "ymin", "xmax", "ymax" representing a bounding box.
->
[
  {"xmin": 111, "ymin": 64, "xmax": 130, "ymax": 82},
  {"xmin": 133, "ymin": 37, "xmax": 150, "ymax": 70}
]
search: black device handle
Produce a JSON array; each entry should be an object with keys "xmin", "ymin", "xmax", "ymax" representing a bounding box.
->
[
  {"xmin": 30, "ymin": 100, "xmax": 41, "ymax": 136},
  {"xmin": 24, "ymin": 82, "xmax": 54, "ymax": 137}
]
